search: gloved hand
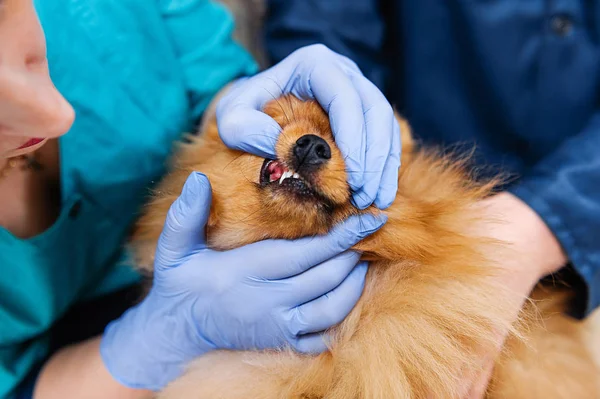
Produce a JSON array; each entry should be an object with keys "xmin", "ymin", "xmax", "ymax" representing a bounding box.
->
[
  {"xmin": 216, "ymin": 44, "xmax": 401, "ymax": 210},
  {"xmin": 100, "ymin": 172, "xmax": 387, "ymax": 390}
]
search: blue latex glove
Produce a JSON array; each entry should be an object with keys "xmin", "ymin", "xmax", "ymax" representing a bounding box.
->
[
  {"xmin": 100, "ymin": 172, "xmax": 386, "ymax": 390},
  {"xmin": 216, "ymin": 44, "xmax": 401, "ymax": 210}
]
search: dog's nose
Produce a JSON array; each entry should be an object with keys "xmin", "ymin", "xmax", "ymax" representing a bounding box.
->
[{"xmin": 293, "ymin": 134, "xmax": 331, "ymax": 168}]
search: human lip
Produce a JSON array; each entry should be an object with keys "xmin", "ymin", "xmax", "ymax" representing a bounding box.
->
[
  {"xmin": 3, "ymin": 137, "xmax": 49, "ymax": 158},
  {"xmin": 18, "ymin": 138, "xmax": 45, "ymax": 149}
]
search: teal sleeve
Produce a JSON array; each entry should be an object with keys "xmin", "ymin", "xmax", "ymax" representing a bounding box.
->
[
  {"xmin": 158, "ymin": 0, "xmax": 259, "ymax": 122},
  {"xmin": 0, "ymin": 340, "xmax": 48, "ymax": 399}
]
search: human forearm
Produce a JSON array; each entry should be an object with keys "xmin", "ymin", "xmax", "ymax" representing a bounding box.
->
[
  {"xmin": 480, "ymin": 191, "xmax": 568, "ymax": 283},
  {"xmin": 510, "ymin": 113, "xmax": 600, "ymax": 318},
  {"xmin": 33, "ymin": 336, "xmax": 153, "ymax": 399},
  {"xmin": 460, "ymin": 191, "xmax": 569, "ymax": 398}
]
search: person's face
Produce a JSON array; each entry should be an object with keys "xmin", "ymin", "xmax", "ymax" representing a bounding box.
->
[{"xmin": 0, "ymin": 0, "xmax": 74, "ymax": 158}]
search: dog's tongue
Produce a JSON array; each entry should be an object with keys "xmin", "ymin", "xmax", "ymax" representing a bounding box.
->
[{"xmin": 268, "ymin": 161, "xmax": 286, "ymax": 181}]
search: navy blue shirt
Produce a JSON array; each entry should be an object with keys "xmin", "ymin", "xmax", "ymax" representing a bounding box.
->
[{"xmin": 265, "ymin": 0, "xmax": 600, "ymax": 318}]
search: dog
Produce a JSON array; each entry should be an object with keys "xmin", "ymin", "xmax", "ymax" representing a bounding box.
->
[{"xmin": 130, "ymin": 93, "xmax": 600, "ymax": 398}]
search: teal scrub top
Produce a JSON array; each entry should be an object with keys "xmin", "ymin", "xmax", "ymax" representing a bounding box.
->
[{"xmin": 0, "ymin": 1, "xmax": 258, "ymax": 397}]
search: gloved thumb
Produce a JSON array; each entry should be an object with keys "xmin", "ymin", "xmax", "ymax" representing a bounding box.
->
[{"xmin": 155, "ymin": 172, "xmax": 212, "ymax": 269}]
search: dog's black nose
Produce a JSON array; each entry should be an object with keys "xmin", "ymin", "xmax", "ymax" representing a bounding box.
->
[{"xmin": 293, "ymin": 134, "xmax": 331, "ymax": 169}]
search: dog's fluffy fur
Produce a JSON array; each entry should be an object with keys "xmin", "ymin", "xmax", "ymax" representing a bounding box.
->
[{"xmin": 130, "ymin": 94, "xmax": 600, "ymax": 398}]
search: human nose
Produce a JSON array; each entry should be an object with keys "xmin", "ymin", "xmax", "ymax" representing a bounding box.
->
[
  {"xmin": 4, "ymin": 66, "xmax": 76, "ymax": 139},
  {"xmin": 0, "ymin": 1, "xmax": 75, "ymax": 139}
]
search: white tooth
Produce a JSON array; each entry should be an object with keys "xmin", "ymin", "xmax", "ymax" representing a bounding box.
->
[
  {"xmin": 293, "ymin": 173, "xmax": 300, "ymax": 179},
  {"xmin": 280, "ymin": 172, "xmax": 288, "ymax": 184},
  {"xmin": 279, "ymin": 171, "xmax": 293, "ymax": 184}
]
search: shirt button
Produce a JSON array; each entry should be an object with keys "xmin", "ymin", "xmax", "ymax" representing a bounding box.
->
[
  {"xmin": 550, "ymin": 14, "xmax": 573, "ymax": 36},
  {"xmin": 69, "ymin": 200, "xmax": 82, "ymax": 219}
]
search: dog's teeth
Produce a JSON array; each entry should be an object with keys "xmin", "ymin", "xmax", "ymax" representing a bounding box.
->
[
  {"xmin": 280, "ymin": 171, "xmax": 289, "ymax": 184},
  {"xmin": 293, "ymin": 173, "xmax": 300, "ymax": 179},
  {"xmin": 279, "ymin": 171, "xmax": 293, "ymax": 184}
]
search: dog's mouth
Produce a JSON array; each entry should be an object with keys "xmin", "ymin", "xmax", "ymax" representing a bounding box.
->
[{"xmin": 260, "ymin": 158, "xmax": 322, "ymax": 199}]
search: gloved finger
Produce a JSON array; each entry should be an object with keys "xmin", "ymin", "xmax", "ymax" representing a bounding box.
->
[
  {"xmin": 288, "ymin": 262, "xmax": 368, "ymax": 337},
  {"xmin": 283, "ymin": 251, "xmax": 362, "ymax": 305},
  {"xmin": 290, "ymin": 332, "xmax": 329, "ymax": 354},
  {"xmin": 348, "ymin": 75, "xmax": 397, "ymax": 209},
  {"xmin": 241, "ymin": 213, "xmax": 386, "ymax": 279},
  {"xmin": 216, "ymin": 104, "xmax": 281, "ymax": 158},
  {"xmin": 374, "ymin": 117, "xmax": 401, "ymax": 209},
  {"xmin": 337, "ymin": 54, "xmax": 363, "ymax": 76},
  {"xmin": 219, "ymin": 68, "xmax": 287, "ymax": 112},
  {"xmin": 155, "ymin": 172, "xmax": 212, "ymax": 270},
  {"xmin": 216, "ymin": 69, "xmax": 290, "ymax": 158},
  {"xmin": 296, "ymin": 62, "xmax": 366, "ymax": 192}
]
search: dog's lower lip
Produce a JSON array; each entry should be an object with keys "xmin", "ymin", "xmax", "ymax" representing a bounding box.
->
[{"xmin": 259, "ymin": 159, "xmax": 329, "ymax": 204}]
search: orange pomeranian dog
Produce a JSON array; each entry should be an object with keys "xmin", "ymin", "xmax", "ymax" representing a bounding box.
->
[{"xmin": 130, "ymin": 93, "xmax": 600, "ymax": 398}]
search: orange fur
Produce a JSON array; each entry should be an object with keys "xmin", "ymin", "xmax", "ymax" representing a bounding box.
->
[{"xmin": 131, "ymin": 94, "xmax": 600, "ymax": 398}]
